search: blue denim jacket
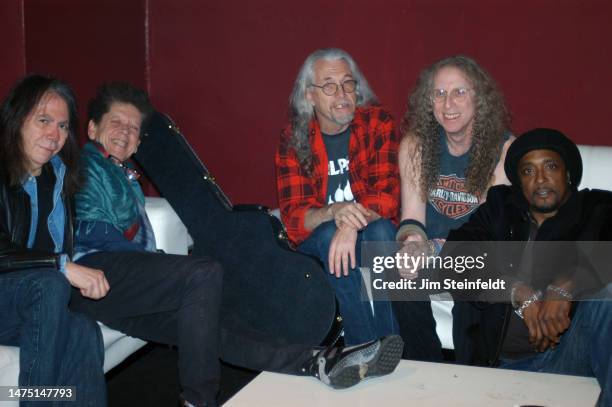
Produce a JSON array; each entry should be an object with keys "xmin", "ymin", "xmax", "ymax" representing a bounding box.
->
[{"xmin": 22, "ymin": 155, "xmax": 68, "ymax": 272}]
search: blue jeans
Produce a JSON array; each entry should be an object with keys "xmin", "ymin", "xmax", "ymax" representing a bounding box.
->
[
  {"xmin": 298, "ymin": 218, "xmax": 399, "ymax": 345},
  {"xmin": 501, "ymin": 283, "xmax": 612, "ymax": 407},
  {"xmin": 0, "ymin": 269, "xmax": 106, "ymax": 407}
]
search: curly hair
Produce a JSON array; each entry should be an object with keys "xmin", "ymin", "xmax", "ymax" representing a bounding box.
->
[
  {"xmin": 401, "ymin": 55, "xmax": 511, "ymax": 200},
  {"xmin": 287, "ymin": 48, "xmax": 378, "ymax": 175}
]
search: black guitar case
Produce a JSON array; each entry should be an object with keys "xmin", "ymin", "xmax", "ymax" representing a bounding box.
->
[{"xmin": 135, "ymin": 111, "xmax": 341, "ymax": 346}]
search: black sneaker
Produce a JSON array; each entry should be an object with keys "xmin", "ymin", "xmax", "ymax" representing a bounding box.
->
[{"xmin": 307, "ymin": 335, "xmax": 404, "ymax": 389}]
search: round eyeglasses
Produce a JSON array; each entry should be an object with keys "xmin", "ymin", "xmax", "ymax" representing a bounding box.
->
[
  {"xmin": 309, "ymin": 79, "xmax": 357, "ymax": 96},
  {"xmin": 431, "ymin": 87, "xmax": 473, "ymax": 104}
]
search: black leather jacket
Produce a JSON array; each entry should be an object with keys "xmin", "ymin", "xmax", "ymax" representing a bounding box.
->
[
  {"xmin": 0, "ymin": 167, "xmax": 74, "ymax": 274},
  {"xmin": 446, "ymin": 185, "xmax": 612, "ymax": 366}
]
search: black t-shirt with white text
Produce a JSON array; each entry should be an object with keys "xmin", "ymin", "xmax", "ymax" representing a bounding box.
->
[{"xmin": 322, "ymin": 127, "xmax": 354, "ymax": 205}]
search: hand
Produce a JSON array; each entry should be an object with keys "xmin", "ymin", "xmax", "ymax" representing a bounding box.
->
[
  {"xmin": 328, "ymin": 225, "xmax": 359, "ymax": 277},
  {"xmin": 396, "ymin": 233, "xmax": 428, "ymax": 280},
  {"xmin": 65, "ymin": 262, "xmax": 110, "ymax": 300},
  {"xmin": 538, "ymin": 298, "xmax": 571, "ymax": 346},
  {"xmin": 331, "ymin": 203, "xmax": 373, "ymax": 230},
  {"xmin": 521, "ymin": 300, "xmax": 550, "ymax": 351},
  {"xmin": 513, "ymin": 283, "xmax": 547, "ymax": 351}
]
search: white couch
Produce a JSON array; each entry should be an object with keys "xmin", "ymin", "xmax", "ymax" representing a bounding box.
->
[{"xmin": 0, "ymin": 197, "xmax": 192, "ymax": 406}]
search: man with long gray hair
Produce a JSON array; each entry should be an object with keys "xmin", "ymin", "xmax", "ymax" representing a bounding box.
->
[{"xmin": 276, "ymin": 48, "xmax": 400, "ymax": 345}]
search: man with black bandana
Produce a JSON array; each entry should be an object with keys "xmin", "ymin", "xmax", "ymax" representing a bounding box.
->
[{"xmin": 442, "ymin": 128, "xmax": 611, "ymax": 406}]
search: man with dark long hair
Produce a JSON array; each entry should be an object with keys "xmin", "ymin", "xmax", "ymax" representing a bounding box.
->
[
  {"xmin": 0, "ymin": 75, "xmax": 107, "ymax": 406},
  {"xmin": 393, "ymin": 56, "xmax": 514, "ymax": 361}
]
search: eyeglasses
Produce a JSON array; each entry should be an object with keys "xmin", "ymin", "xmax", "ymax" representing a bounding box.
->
[
  {"xmin": 431, "ymin": 87, "xmax": 473, "ymax": 104},
  {"xmin": 309, "ymin": 79, "xmax": 357, "ymax": 96}
]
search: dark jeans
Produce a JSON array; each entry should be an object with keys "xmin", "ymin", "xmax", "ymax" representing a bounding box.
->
[
  {"xmin": 501, "ymin": 283, "xmax": 612, "ymax": 407},
  {"xmin": 71, "ymin": 251, "xmax": 313, "ymax": 406},
  {"xmin": 392, "ymin": 299, "xmax": 443, "ymax": 361},
  {"xmin": 298, "ymin": 219, "xmax": 399, "ymax": 345},
  {"xmin": 0, "ymin": 269, "xmax": 106, "ymax": 407}
]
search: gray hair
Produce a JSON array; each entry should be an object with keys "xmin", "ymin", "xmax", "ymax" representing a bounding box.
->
[{"xmin": 287, "ymin": 48, "xmax": 378, "ymax": 174}]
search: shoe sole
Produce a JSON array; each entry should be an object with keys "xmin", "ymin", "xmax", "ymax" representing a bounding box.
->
[{"xmin": 328, "ymin": 335, "xmax": 404, "ymax": 389}]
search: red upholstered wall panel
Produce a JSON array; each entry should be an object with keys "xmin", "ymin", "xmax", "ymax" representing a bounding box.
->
[
  {"xmin": 17, "ymin": 0, "xmax": 612, "ymax": 206},
  {"xmin": 0, "ymin": 0, "xmax": 26, "ymax": 97},
  {"xmin": 24, "ymin": 0, "xmax": 146, "ymax": 138},
  {"xmin": 148, "ymin": 0, "xmax": 612, "ymax": 207}
]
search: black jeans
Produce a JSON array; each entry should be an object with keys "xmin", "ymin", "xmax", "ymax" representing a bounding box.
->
[
  {"xmin": 392, "ymin": 299, "xmax": 443, "ymax": 362},
  {"xmin": 70, "ymin": 251, "xmax": 312, "ymax": 406}
]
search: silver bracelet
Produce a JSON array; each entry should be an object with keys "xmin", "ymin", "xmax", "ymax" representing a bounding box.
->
[
  {"xmin": 547, "ymin": 284, "xmax": 573, "ymax": 300},
  {"xmin": 514, "ymin": 290, "xmax": 542, "ymax": 320}
]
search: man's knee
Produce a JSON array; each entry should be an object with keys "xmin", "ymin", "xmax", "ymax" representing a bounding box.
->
[
  {"xmin": 69, "ymin": 313, "xmax": 104, "ymax": 359},
  {"xmin": 298, "ymin": 220, "xmax": 338, "ymax": 260},
  {"xmin": 182, "ymin": 257, "xmax": 224, "ymax": 294},
  {"xmin": 310, "ymin": 220, "xmax": 338, "ymax": 245},
  {"xmin": 362, "ymin": 218, "xmax": 395, "ymax": 242},
  {"xmin": 23, "ymin": 271, "xmax": 71, "ymax": 311}
]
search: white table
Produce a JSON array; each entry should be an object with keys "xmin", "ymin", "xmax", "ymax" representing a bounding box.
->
[{"xmin": 224, "ymin": 360, "xmax": 600, "ymax": 407}]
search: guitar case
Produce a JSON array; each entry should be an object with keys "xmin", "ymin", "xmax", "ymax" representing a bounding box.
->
[{"xmin": 135, "ymin": 111, "xmax": 341, "ymax": 346}]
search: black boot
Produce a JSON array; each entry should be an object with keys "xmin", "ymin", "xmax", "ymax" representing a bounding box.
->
[{"xmin": 302, "ymin": 335, "xmax": 404, "ymax": 389}]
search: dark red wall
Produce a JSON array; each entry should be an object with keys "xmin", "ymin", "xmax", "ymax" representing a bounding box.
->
[
  {"xmin": 7, "ymin": 0, "xmax": 612, "ymax": 207},
  {"xmin": 24, "ymin": 0, "xmax": 146, "ymax": 137},
  {"xmin": 0, "ymin": 0, "xmax": 25, "ymax": 97},
  {"xmin": 149, "ymin": 0, "xmax": 612, "ymax": 207}
]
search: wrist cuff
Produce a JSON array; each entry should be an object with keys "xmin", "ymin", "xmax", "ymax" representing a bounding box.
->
[
  {"xmin": 396, "ymin": 219, "xmax": 427, "ymax": 242},
  {"xmin": 57, "ymin": 254, "xmax": 69, "ymax": 274}
]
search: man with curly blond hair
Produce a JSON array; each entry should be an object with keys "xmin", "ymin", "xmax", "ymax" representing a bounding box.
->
[{"xmin": 393, "ymin": 55, "xmax": 514, "ymax": 361}]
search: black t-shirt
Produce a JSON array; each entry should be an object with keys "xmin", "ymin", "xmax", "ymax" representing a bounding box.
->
[
  {"xmin": 501, "ymin": 223, "xmax": 539, "ymax": 360},
  {"xmin": 322, "ymin": 127, "xmax": 354, "ymax": 205},
  {"xmin": 32, "ymin": 164, "xmax": 56, "ymax": 252}
]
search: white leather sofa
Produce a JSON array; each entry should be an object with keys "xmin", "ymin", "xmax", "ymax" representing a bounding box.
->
[{"xmin": 0, "ymin": 197, "xmax": 192, "ymax": 407}]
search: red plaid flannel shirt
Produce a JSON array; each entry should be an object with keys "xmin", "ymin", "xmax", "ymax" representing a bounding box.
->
[{"xmin": 275, "ymin": 106, "xmax": 399, "ymax": 245}]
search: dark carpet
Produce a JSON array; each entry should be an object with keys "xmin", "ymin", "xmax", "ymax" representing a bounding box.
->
[{"xmin": 106, "ymin": 344, "xmax": 259, "ymax": 406}]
